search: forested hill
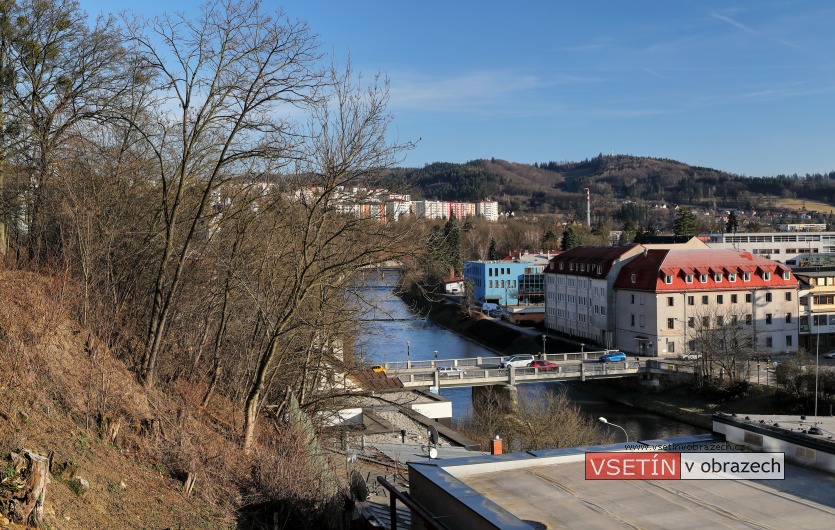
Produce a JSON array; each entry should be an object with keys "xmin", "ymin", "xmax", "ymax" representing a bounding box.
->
[{"xmin": 392, "ymin": 155, "xmax": 835, "ymax": 214}]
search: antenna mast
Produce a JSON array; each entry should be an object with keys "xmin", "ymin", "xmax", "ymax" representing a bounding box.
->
[{"xmin": 584, "ymin": 188, "xmax": 591, "ymax": 227}]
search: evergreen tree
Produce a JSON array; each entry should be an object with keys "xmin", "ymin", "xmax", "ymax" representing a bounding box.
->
[
  {"xmin": 541, "ymin": 230, "xmax": 560, "ymax": 250},
  {"xmin": 725, "ymin": 211, "xmax": 738, "ymax": 233},
  {"xmin": 673, "ymin": 207, "xmax": 697, "ymax": 236},
  {"xmin": 443, "ymin": 214, "xmax": 462, "ymax": 274},
  {"xmin": 561, "ymin": 226, "xmax": 580, "ymax": 250},
  {"xmin": 488, "ymin": 237, "xmax": 499, "ymax": 260}
]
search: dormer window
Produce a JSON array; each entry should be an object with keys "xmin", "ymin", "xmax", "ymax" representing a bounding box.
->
[
  {"xmin": 728, "ymin": 273, "xmax": 736, "ymax": 282},
  {"xmin": 714, "ymin": 273, "xmax": 722, "ymax": 283},
  {"xmin": 782, "ymin": 271, "xmax": 790, "ymax": 280},
  {"xmin": 743, "ymin": 272, "xmax": 751, "ymax": 281},
  {"xmin": 570, "ymin": 263, "xmax": 574, "ymax": 271},
  {"xmin": 763, "ymin": 272, "xmax": 771, "ymax": 281},
  {"xmin": 559, "ymin": 263, "xmax": 564, "ymax": 270},
  {"xmin": 664, "ymin": 274, "xmax": 673, "ymax": 284},
  {"xmin": 631, "ymin": 273, "xmax": 637, "ymax": 283},
  {"xmin": 580, "ymin": 264, "xmax": 586, "ymax": 272},
  {"xmin": 685, "ymin": 273, "xmax": 693, "ymax": 284},
  {"xmin": 700, "ymin": 273, "xmax": 708, "ymax": 283}
]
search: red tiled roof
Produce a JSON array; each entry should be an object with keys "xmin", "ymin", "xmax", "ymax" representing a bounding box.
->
[{"xmin": 615, "ymin": 249, "xmax": 796, "ymax": 291}]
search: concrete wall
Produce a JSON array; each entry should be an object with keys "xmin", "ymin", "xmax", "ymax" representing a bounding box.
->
[{"xmin": 713, "ymin": 417, "xmax": 835, "ymax": 473}]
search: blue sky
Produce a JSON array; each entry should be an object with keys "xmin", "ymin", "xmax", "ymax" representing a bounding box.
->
[{"xmin": 80, "ymin": 1, "xmax": 835, "ymax": 177}]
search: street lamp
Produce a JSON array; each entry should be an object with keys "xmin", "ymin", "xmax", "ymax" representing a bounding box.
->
[
  {"xmin": 542, "ymin": 334, "xmax": 547, "ymax": 355},
  {"xmin": 406, "ymin": 341, "xmax": 411, "ymax": 368},
  {"xmin": 599, "ymin": 417, "xmax": 629, "ymax": 443}
]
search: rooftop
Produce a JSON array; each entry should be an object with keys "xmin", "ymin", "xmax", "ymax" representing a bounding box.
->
[{"xmin": 408, "ymin": 434, "xmax": 835, "ymax": 529}]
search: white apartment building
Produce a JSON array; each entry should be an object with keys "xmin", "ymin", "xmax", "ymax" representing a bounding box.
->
[
  {"xmin": 476, "ymin": 200, "xmax": 499, "ymax": 221},
  {"xmin": 614, "ymin": 249, "xmax": 798, "ymax": 357},
  {"xmin": 412, "ymin": 200, "xmax": 447, "ymax": 220},
  {"xmin": 544, "ymin": 245, "xmax": 645, "ymax": 349},
  {"xmin": 706, "ymin": 231, "xmax": 835, "ymax": 267}
]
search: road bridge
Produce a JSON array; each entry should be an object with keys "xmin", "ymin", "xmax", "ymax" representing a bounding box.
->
[{"xmin": 373, "ymin": 351, "xmax": 686, "ymax": 390}]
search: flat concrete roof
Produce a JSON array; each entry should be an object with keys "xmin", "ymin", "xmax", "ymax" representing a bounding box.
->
[{"xmin": 411, "ymin": 435, "xmax": 835, "ymax": 529}]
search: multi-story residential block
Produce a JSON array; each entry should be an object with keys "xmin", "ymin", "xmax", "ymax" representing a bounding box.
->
[
  {"xmin": 793, "ymin": 267, "xmax": 835, "ymax": 352},
  {"xmin": 385, "ymin": 200, "xmax": 411, "ymax": 221},
  {"xmin": 614, "ymin": 249, "xmax": 798, "ymax": 357},
  {"xmin": 475, "ymin": 200, "xmax": 499, "ymax": 221},
  {"xmin": 412, "ymin": 200, "xmax": 447, "ymax": 220},
  {"xmin": 705, "ymin": 231, "xmax": 835, "ymax": 266},
  {"xmin": 544, "ymin": 246, "xmax": 645, "ymax": 349}
]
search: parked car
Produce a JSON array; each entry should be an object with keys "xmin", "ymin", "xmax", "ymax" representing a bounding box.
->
[
  {"xmin": 823, "ymin": 351, "xmax": 835, "ymax": 359},
  {"xmin": 437, "ymin": 366, "xmax": 464, "ymax": 376},
  {"xmin": 371, "ymin": 365, "xmax": 387, "ymax": 374},
  {"xmin": 599, "ymin": 351, "xmax": 627, "ymax": 363},
  {"xmin": 499, "ymin": 354, "xmax": 535, "ymax": 368},
  {"xmin": 530, "ymin": 360, "xmax": 559, "ymax": 371},
  {"xmin": 680, "ymin": 353, "xmax": 701, "ymax": 361}
]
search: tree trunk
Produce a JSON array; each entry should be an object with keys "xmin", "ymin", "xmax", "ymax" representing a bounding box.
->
[{"xmin": 11, "ymin": 450, "xmax": 50, "ymax": 527}]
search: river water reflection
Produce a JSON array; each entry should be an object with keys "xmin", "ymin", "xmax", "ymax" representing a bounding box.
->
[{"xmin": 356, "ymin": 271, "xmax": 706, "ymax": 441}]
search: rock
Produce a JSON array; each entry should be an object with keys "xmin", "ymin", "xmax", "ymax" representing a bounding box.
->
[
  {"xmin": 72, "ymin": 477, "xmax": 90, "ymax": 496},
  {"xmin": 119, "ymin": 480, "xmax": 127, "ymax": 491}
]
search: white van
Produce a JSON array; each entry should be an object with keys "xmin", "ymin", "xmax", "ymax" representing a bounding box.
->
[{"xmin": 499, "ymin": 354, "xmax": 534, "ymax": 368}]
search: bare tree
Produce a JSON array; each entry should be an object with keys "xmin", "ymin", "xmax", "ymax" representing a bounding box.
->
[
  {"xmin": 122, "ymin": 0, "xmax": 325, "ymax": 387},
  {"xmin": 688, "ymin": 306, "xmax": 756, "ymax": 385},
  {"xmin": 239, "ymin": 62, "xmax": 417, "ymax": 454}
]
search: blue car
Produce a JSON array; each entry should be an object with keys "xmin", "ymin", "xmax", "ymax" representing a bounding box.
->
[{"xmin": 599, "ymin": 351, "xmax": 627, "ymax": 363}]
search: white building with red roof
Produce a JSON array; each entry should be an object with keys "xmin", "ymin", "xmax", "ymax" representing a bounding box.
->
[{"xmin": 614, "ymin": 248, "xmax": 798, "ymax": 357}]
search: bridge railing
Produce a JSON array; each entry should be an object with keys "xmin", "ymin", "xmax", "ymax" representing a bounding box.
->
[
  {"xmin": 382, "ymin": 351, "xmax": 609, "ymax": 372},
  {"xmin": 395, "ymin": 361, "xmax": 642, "ymax": 385}
]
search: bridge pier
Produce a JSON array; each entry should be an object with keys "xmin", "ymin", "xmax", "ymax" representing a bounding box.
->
[{"xmin": 472, "ymin": 384, "xmax": 518, "ymax": 416}]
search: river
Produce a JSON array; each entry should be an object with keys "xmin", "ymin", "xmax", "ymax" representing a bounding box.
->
[{"xmin": 355, "ymin": 270, "xmax": 706, "ymax": 441}]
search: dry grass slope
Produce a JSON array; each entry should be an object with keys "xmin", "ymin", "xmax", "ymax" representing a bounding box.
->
[{"xmin": 0, "ymin": 270, "xmax": 244, "ymax": 529}]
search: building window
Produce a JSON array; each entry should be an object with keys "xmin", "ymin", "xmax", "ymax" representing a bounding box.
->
[
  {"xmin": 745, "ymin": 293, "xmax": 752, "ymax": 303},
  {"xmin": 763, "ymin": 272, "xmax": 771, "ymax": 281},
  {"xmin": 639, "ymin": 315, "xmax": 645, "ymax": 327},
  {"xmin": 702, "ymin": 295, "xmax": 709, "ymax": 305},
  {"xmin": 700, "ymin": 273, "xmax": 708, "ymax": 283},
  {"xmin": 766, "ymin": 314, "xmax": 773, "ymax": 324},
  {"xmin": 667, "ymin": 341, "xmax": 676, "ymax": 353},
  {"xmin": 765, "ymin": 292, "xmax": 772, "ymax": 302},
  {"xmin": 667, "ymin": 297, "xmax": 674, "ymax": 307},
  {"xmin": 717, "ymin": 316, "xmax": 724, "ymax": 326},
  {"xmin": 717, "ymin": 295, "xmax": 724, "ymax": 304},
  {"xmin": 685, "ymin": 274, "xmax": 693, "ymax": 283},
  {"xmin": 664, "ymin": 274, "xmax": 673, "ymax": 284},
  {"xmin": 731, "ymin": 314, "xmax": 738, "ymax": 325},
  {"xmin": 559, "ymin": 263, "xmax": 564, "ymax": 270},
  {"xmin": 785, "ymin": 292, "xmax": 792, "ymax": 301},
  {"xmin": 786, "ymin": 313, "xmax": 792, "ymax": 323},
  {"xmin": 631, "ymin": 273, "xmax": 636, "ymax": 283},
  {"xmin": 631, "ymin": 314, "xmax": 635, "ymax": 326},
  {"xmin": 766, "ymin": 336, "xmax": 773, "ymax": 348},
  {"xmin": 688, "ymin": 340, "xmax": 696, "ymax": 351},
  {"xmin": 746, "ymin": 314, "xmax": 752, "ymax": 325},
  {"xmin": 731, "ymin": 294, "xmax": 738, "ymax": 303},
  {"xmin": 729, "ymin": 273, "xmax": 736, "ymax": 282},
  {"xmin": 783, "ymin": 271, "xmax": 791, "ymax": 280},
  {"xmin": 688, "ymin": 295, "xmax": 694, "ymax": 306},
  {"xmin": 688, "ymin": 317, "xmax": 695, "ymax": 328},
  {"xmin": 702, "ymin": 316, "xmax": 710, "ymax": 327},
  {"xmin": 786, "ymin": 335, "xmax": 793, "ymax": 347},
  {"xmin": 667, "ymin": 318, "xmax": 675, "ymax": 329},
  {"xmin": 715, "ymin": 273, "xmax": 722, "ymax": 283},
  {"xmin": 631, "ymin": 294, "xmax": 635, "ymax": 304},
  {"xmin": 743, "ymin": 272, "xmax": 751, "ymax": 281}
]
